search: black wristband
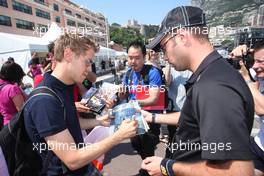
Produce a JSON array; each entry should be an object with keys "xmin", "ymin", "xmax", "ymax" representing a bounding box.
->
[
  {"xmin": 138, "ymin": 101, "xmax": 143, "ymax": 107},
  {"xmin": 152, "ymin": 113, "xmax": 156, "ymax": 123},
  {"xmin": 160, "ymin": 158, "xmax": 175, "ymax": 176}
]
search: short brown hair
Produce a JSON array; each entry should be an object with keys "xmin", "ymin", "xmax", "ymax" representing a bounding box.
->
[{"xmin": 54, "ymin": 33, "xmax": 99, "ymax": 61}]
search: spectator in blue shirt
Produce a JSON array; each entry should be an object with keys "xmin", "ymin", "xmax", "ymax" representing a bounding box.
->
[{"xmin": 120, "ymin": 41, "xmax": 162, "ymax": 176}]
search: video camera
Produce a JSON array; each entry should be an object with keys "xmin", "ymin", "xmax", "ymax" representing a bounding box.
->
[{"xmin": 228, "ymin": 27, "xmax": 264, "ymax": 70}]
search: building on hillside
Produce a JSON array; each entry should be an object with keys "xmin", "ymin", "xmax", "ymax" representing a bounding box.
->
[
  {"xmin": 257, "ymin": 4, "xmax": 264, "ymax": 26},
  {"xmin": 125, "ymin": 19, "xmax": 140, "ymax": 29}
]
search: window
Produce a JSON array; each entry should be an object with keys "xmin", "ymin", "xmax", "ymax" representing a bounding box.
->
[
  {"xmin": 34, "ymin": 0, "xmax": 47, "ymax": 6},
  {"xmin": 99, "ymin": 17, "xmax": 105, "ymax": 21},
  {"xmin": 0, "ymin": 0, "xmax": 8, "ymax": 8},
  {"xmin": 53, "ymin": 3, "xmax": 59, "ymax": 11},
  {"xmin": 16, "ymin": 19, "xmax": 34, "ymax": 30},
  {"xmin": 85, "ymin": 17, "xmax": 90, "ymax": 22},
  {"xmin": 36, "ymin": 8, "xmax": 50, "ymax": 20},
  {"xmin": 37, "ymin": 24, "xmax": 48, "ymax": 33},
  {"xmin": 92, "ymin": 20, "xmax": 96, "ymax": 25},
  {"xmin": 67, "ymin": 19, "xmax": 76, "ymax": 27},
  {"xmin": 77, "ymin": 23, "xmax": 85, "ymax": 27},
  {"xmin": 76, "ymin": 13, "xmax": 81, "ymax": 19},
  {"xmin": 65, "ymin": 9, "xmax": 72, "ymax": 15},
  {"xmin": 55, "ymin": 16, "xmax": 60, "ymax": 23},
  {"xmin": 0, "ymin": 15, "xmax": 11, "ymax": 26},
  {"xmin": 12, "ymin": 0, "xmax": 32, "ymax": 14}
]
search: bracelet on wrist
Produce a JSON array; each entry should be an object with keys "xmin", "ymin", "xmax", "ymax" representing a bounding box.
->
[
  {"xmin": 160, "ymin": 158, "xmax": 175, "ymax": 176},
  {"xmin": 152, "ymin": 113, "xmax": 156, "ymax": 123},
  {"xmin": 138, "ymin": 101, "xmax": 143, "ymax": 107},
  {"xmin": 245, "ymin": 80, "xmax": 254, "ymax": 84}
]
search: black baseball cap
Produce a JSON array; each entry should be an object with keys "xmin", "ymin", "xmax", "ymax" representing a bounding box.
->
[{"xmin": 147, "ymin": 6, "xmax": 206, "ymax": 51}]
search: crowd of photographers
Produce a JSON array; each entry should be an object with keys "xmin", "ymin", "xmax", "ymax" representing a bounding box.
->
[{"xmin": 0, "ymin": 5, "xmax": 263, "ymax": 176}]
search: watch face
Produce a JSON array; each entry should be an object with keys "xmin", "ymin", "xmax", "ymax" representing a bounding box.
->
[{"xmin": 160, "ymin": 165, "xmax": 168, "ymax": 176}]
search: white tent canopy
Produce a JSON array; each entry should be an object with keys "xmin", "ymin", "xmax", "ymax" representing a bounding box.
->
[
  {"xmin": 96, "ymin": 46, "xmax": 116, "ymax": 58},
  {"xmin": 0, "ymin": 22, "xmax": 124, "ymax": 84},
  {"xmin": 0, "ymin": 32, "xmax": 48, "ymax": 71},
  {"xmin": 41, "ymin": 22, "xmax": 62, "ymax": 43},
  {"xmin": 0, "ymin": 32, "xmax": 49, "ymax": 84},
  {"xmin": 115, "ymin": 51, "xmax": 127, "ymax": 57},
  {"xmin": 0, "ymin": 22, "xmax": 63, "ymax": 71}
]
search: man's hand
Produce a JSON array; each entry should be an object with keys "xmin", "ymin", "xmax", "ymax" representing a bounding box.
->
[
  {"xmin": 248, "ymin": 80, "xmax": 260, "ymax": 89},
  {"xmin": 75, "ymin": 102, "xmax": 90, "ymax": 113},
  {"xmin": 230, "ymin": 45, "xmax": 254, "ymax": 81},
  {"xmin": 141, "ymin": 110, "xmax": 152, "ymax": 123},
  {"xmin": 97, "ymin": 114, "xmax": 111, "ymax": 127},
  {"xmin": 105, "ymin": 99, "xmax": 115, "ymax": 109},
  {"xmin": 114, "ymin": 119, "xmax": 138, "ymax": 141},
  {"xmin": 118, "ymin": 84, "xmax": 127, "ymax": 100},
  {"xmin": 230, "ymin": 44, "xmax": 250, "ymax": 58},
  {"xmin": 238, "ymin": 60, "xmax": 251, "ymax": 81},
  {"xmin": 141, "ymin": 156, "xmax": 163, "ymax": 176}
]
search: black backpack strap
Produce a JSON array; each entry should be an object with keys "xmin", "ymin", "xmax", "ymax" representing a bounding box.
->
[
  {"xmin": 23, "ymin": 86, "xmax": 66, "ymax": 121},
  {"xmin": 142, "ymin": 65, "xmax": 167, "ymax": 85},
  {"xmin": 27, "ymin": 86, "xmax": 64, "ymax": 111},
  {"xmin": 32, "ymin": 87, "xmax": 66, "ymax": 174},
  {"xmin": 0, "ymin": 86, "xmax": 65, "ymax": 175},
  {"xmin": 125, "ymin": 68, "xmax": 132, "ymax": 85},
  {"xmin": 7, "ymin": 86, "xmax": 65, "ymax": 135},
  {"xmin": 23, "ymin": 86, "xmax": 66, "ymax": 174},
  {"xmin": 124, "ymin": 69, "xmax": 132, "ymax": 101},
  {"xmin": 141, "ymin": 65, "xmax": 153, "ymax": 85},
  {"xmin": 13, "ymin": 86, "xmax": 66, "ymax": 131}
]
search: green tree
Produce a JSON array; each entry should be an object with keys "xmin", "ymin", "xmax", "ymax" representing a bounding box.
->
[
  {"xmin": 110, "ymin": 26, "xmax": 144, "ymax": 48},
  {"xmin": 143, "ymin": 25, "xmax": 159, "ymax": 40},
  {"xmin": 111, "ymin": 23, "xmax": 121, "ymax": 28},
  {"xmin": 221, "ymin": 39, "xmax": 234, "ymax": 51}
]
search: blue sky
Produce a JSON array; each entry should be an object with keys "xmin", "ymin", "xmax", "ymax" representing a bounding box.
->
[{"xmin": 72, "ymin": 0, "xmax": 190, "ymax": 25}]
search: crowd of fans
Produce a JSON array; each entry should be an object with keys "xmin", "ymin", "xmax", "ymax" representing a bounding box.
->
[{"xmin": 0, "ymin": 5, "xmax": 263, "ymax": 176}]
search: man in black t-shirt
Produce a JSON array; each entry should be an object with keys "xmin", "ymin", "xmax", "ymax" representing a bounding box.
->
[{"xmin": 140, "ymin": 6, "xmax": 255, "ymax": 176}]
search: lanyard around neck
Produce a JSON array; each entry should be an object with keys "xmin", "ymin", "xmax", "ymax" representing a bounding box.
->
[{"xmin": 129, "ymin": 71, "xmax": 143, "ymax": 86}]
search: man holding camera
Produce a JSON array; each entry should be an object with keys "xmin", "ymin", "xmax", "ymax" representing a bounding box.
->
[
  {"xmin": 140, "ymin": 6, "xmax": 255, "ymax": 176},
  {"xmin": 231, "ymin": 42, "xmax": 264, "ymax": 176}
]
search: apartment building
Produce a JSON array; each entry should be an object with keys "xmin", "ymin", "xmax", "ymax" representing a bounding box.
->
[{"xmin": 0, "ymin": 0, "xmax": 109, "ymax": 46}]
